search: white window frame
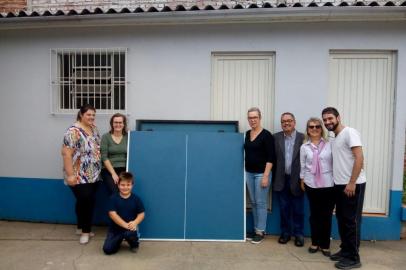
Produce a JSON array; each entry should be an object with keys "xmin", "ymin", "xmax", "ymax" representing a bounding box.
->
[{"xmin": 50, "ymin": 48, "xmax": 128, "ymax": 114}]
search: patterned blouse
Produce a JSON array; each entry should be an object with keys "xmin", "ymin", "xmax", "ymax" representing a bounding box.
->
[{"xmin": 63, "ymin": 124, "xmax": 101, "ymax": 184}]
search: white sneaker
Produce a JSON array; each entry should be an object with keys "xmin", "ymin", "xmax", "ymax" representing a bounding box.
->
[
  {"xmin": 76, "ymin": 229, "xmax": 94, "ymax": 237},
  {"xmin": 79, "ymin": 234, "xmax": 90, "ymax": 245}
]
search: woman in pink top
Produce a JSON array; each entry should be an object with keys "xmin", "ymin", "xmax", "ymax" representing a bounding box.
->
[{"xmin": 300, "ymin": 117, "xmax": 334, "ymax": 257}]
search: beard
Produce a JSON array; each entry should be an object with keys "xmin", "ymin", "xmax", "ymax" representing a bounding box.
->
[{"xmin": 325, "ymin": 121, "xmax": 339, "ymax": 132}]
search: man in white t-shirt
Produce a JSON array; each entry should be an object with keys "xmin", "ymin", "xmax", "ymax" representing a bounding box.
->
[{"xmin": 322, "ymin": 107, "xmax": 366, "ymax": 270}]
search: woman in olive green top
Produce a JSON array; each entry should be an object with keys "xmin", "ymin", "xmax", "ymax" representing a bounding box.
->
[{"xmin": 101, "ymin": 113, "xmax": 128, "ymax": 194}]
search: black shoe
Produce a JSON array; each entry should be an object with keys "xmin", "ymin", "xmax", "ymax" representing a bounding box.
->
[
  {"xmin": 308, "ymin": 246, "xmax": 319, "ymax": 253},
  {"xmin": 294, "ymin": 236, "xmax": 304, "ymax": 247},
  {"xmin": 278, "ymin": 235, "xmax": 291, "ymax": 244},
  {"xmin": 321, "ymin": 249, "xmax": 331, "ymax": 257},
  {"xmin": 330, "ymin": 250, "xmax": 345, "ymax": 261},
  {"xmin": 334, "ymin": 258, "xmax": 361, "ymax": 269},
  {"xmin": 251, "ymin": 233, "xmax": 265, "ymax": 244},
  {"xmin": 246, "ymin": 232, "xmax": 255, "ymax": 241}
]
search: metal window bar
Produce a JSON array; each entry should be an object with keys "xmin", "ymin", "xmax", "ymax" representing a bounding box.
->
[
  {"xmin": 72, "ymin": 53, "xmax": 75, "ymax": 108},
  {"xmin": 51, "ymin": 48, "xmax": 127, "ymax": 113},
  {"xmin": 125, "ymin": 48, "xmax": 128, "ymax": 111},
  {"xmin": 72, "ymin": 52, "xmax": 75, "ymax": 109},
  {"xmin": 102, "ymin": 49, "xmax": 105, "ymax": 110},
  {"xmin": 114, "ymin": 49, "xmax": 121, "ymax": 109},
  {"xmin": 105, "ymin": 49, "xmax": 108, "ymax": 110},
  {"xmin": 114, "ymin": 49, "xmax": 122, "ymax": 109},
  {"xmin": 81, "ymin": 50, "xmax": 83, "ymax": 106},
  {"xmin": 86, "ymin": 49, "xmax": 89, "ymax": 106},
  {"xmin": 93, "ymin": 52, "xmax": 96, "ymax": 109},
  {"xmin": 68, "ymin": 50, "xmax": 71, "ymax": 109},
  {"xmin": 108, "ymin": 50, "xmax": 111, "ymax": 110},
  {"xmin": 113, "ymin": 50, "xmax": 115, "ymax": 110},
  {"xmin": 59, "ymin": 50, "xmax": 63, "ymax": 110},
  {"xmin": 99, "ymin": 50, "xmax": 102, "ymax": 110}
]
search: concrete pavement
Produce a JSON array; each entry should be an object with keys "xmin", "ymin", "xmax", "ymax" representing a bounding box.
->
[{"xmin": 0, "ymin": 221, "xmax": 405, "ymax": 270}]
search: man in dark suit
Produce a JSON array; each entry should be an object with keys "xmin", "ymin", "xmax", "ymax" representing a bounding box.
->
[{"xmin": 273, "ymin": 112, "xmax": 305, "ymax": 247}]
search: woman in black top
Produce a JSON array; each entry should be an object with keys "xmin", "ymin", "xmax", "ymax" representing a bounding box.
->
[{"xmin": 244, "ymin": 107, "xmax": 276, "ymax": 244}]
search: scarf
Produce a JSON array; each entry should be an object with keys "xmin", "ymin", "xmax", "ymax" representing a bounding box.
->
[{"xmin": 310, "ymin": 139, "xmax": 326, "ymax": 188}]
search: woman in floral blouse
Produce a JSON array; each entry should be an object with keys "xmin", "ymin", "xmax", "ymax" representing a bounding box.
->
[{"xmin": 61, "ymin": 104, "xmax": 101, "ymax": 245}]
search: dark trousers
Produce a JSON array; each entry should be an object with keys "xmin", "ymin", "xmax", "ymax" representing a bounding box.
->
[
  {"xmin": 70, "ymin": 182, "xmax": 99, "ymax": 233},
  {"xmin": 334, "ymin": 183, "xmax": 366, "ymax": 261},
  {"xmin": 305, "ymin": 185, "xmax": 335, "ymax": 249},
  {"xmin": 101, "ymin": 167, "xmax": 126, "ymax": 195},
  {"xmin": 103, "ymin": 230, "xmax": 139, "ymax": 255},
  {"xmin": 277, "ymin": 175, "xmax": 304, "ymax": 237}
]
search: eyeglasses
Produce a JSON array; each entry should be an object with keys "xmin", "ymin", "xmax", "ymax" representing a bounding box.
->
[
  {"xmin": 281, "ymin": 119, "xmax": 294, "ymax": 124},
  {"xmin": 113, "ymin": 122, "xmax": 124, "ymax": 124},
  {"xmin": 248, "ymin": 116, "xmax": 259, "ymax": 120},
  {"xmin": 308, "ymin": 125, "xmax": 322, "ymax": 129}
]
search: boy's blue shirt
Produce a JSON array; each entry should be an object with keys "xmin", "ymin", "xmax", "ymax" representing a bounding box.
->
[{"xmin": 108, "ymin": 192, "xmax": 145, "ymax": 232}]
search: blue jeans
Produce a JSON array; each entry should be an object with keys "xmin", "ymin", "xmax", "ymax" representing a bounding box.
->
[
  {"xmin": 103, "ymin": 230, "xmax": 139, "ymax": 255},
  {"xmin": 246, "ymin": 172, "xmax": 271, "ymax": 233},
  {"xmin": 277, "ymin": 174, "xmax": 304, "ymax": 237}
]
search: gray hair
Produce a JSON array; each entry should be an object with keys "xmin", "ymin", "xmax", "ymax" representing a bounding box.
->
[{"xmin": 281, "ymin": 112, "xmax": 295, "ymax": 121}]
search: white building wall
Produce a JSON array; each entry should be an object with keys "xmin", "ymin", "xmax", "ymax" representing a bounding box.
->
[{"xmin": 0, "ymin": 21, "xmax": 405, "ymax": 193}]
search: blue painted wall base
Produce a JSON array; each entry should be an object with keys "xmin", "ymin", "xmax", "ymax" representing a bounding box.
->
[
  {"xmin": 0, "ymin": 177, "xmax": 402, "ymax": 240},
  {"xmin": 402, "ymin": 206, "xmax": 406, "ymax": 221},
  {"xmin": 246, "ymin": 190, "xmax": 402, "ymax": 240},
  {"xmin": 0, "ymin": 177, "xmax": 111, "ymax": 225}
]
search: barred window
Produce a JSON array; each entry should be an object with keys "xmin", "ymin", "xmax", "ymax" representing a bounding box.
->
[{"xmin": 51, "ymin": 48, "xmax": 127, "ymax": 113}]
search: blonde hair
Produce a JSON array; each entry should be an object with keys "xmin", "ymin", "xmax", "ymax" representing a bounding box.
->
[
  {"xmin": 247, "ymin": 107, "xmax": 262, "ymax": 118},
  {"xmin": 303, "ymin": 117, "xmax": 328, "ymax": 143}
]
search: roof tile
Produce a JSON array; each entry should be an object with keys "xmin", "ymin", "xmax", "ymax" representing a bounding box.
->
[{"xmin": 1, "ymin": 0, "xmax": 406, "ymax": 20}]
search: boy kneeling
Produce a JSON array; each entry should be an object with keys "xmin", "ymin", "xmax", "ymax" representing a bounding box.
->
[{"xmin": 103, "ymin": 172, "xmax": 145, "ymax": 254}]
